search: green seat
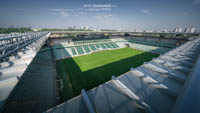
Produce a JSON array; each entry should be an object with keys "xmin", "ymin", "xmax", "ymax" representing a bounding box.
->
[
  {"xmin": 100, "ymin": 44, "xmax": 107, "ymax": 49},
  {"xmin": 71, "ymin": 48, "xmax": 77, "ymax": 55},
  {"xmin": 89, "ymin": 45, "xmax": 97, "ymax": 50},
  {"xmin": 95, "ymin": 44, "xmax": 101, "ymax": 48},
  {"xmin": 83, "ymin": 45, "xmax": 90, "ymax": 53},
  {"xmin": 76, "ymin": 46, "xmax": 84, "ymax": 54},
  {"xmin": 105, "ymin": 43, "xmax": 112, "ymax": 48},
  {"xmin": 109, "ymin": 43, "xmax": 117, "ymax": 48}
]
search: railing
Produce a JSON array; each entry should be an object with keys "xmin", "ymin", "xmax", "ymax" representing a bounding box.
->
[{"xmin": 0, "ymin": 32, "xmax": 49, "ymax": 62}]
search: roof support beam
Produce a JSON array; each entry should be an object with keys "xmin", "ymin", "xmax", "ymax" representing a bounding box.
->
[{"xmin": 81, "ymin": 89, "xmax": 96, "ymax": 113}]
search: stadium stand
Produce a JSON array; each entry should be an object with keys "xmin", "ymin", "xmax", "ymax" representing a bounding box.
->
[
  {"xmin": 64, "ymin": 48, "xmax": 73, "ymax": 56},
  {"xmin": 52, "ymin": 36, "xmax": 176, "ymax": 60},
  {"xmin": 53, "ymin": 48, "xmax": 63, "ymax": 59},
  {"xmin": 53, "ymin": 48, "xmax": 71, "ymax": 59},
  {"xmin": 82, "ymin": 45, "xmax": 91, "ymax": 53},
  {"xmin": 89, "ymin": 45, "xmax": 97, "ymax": 51},
  {"xmin": 72, "ymin": 36, "xmax": 109, "ymax": 42},
  {"xmin": 53, "ymin": 36, "xmax": 173, "ymax": 60},
  {"xmin": 53, "ymin": 41, "xmax": 121, "ymax": 58},
  {"xmin": 71, "ymin": 48, "xmax": 77, "ymax": 56},
  {"xmin": 109, "ymin": 43, "xmax": 117, "ymax": 48},
  {"xmin": 128, "ymin": 43, "xmax": 170, "ymax": 54},
  {"xmin": 128, "ymin": 39, "xmax": 175, "ymax": 48},
  {"xmin": 104, "ymin": 43, "xmax": 112, "ymax": 48},
  {"xmin": 51, "ymin": 38, "xmax": 72, "ymax": 45},
  {"xmin": 111, "ymin": 37, "xmax": 177, "ymax": 48},
  {"xmin": 73, "ymin": 39, "xmax": 111, "ymax": 45},
  {"xmin": 95, "ymin": 44, "xmax": 101, "ymax": 49},
  {"xmin": 100, "ymin": 44, "xmax": 107, "ymax": 49},
  {"xmin": 45, "ymin": 37, "xmax": 200, "ymax": 113},
  {"xmin": 113, "ymin": 42, "xmax": 119, "ymax": 48},
  {"xmin": 76, "ymin": 46, "xmax": 85, "ymax": 55}
]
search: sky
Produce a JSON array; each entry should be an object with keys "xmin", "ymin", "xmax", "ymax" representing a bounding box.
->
[{"xmin": 0, "ymin": 0, "xmax": 200, "ymax": 31}]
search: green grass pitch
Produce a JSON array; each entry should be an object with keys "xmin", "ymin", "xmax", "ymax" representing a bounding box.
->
[{"xmin": 56, "ymin": 47, "xmax": 159, "ymax": 102}]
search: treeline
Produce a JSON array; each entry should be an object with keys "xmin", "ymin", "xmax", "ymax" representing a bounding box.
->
[
  {"xmin": 0, "ymin": 28, "xmax": 33, "ymax": 34},
  {"xmin": 40, "ymin": 28, "xmax": 92, "ymax": 31}
]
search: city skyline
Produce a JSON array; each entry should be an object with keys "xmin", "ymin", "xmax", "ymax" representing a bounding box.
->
[{"xmin": 0, "ymin": 0, "xmax": 200, "ymax": 31}]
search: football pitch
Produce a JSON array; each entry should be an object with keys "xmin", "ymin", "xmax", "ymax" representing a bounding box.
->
[{"xmin": 56, "ymin": 47, "xmax": 159, "ymax": 102}]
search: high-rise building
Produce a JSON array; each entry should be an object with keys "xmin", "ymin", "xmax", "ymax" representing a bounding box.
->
[
  {"xmin": 190, "ymin": 27, "xmax": 196, "ymax": 33},
  {"xmin": 163, "ymin": 29, "xmax": 168, "ymax": 33},
  {"xmin": 174, "ymin": 28, "xmax": 183, "ymax": 33},
  {"xmin": 184, "ymin": 28, "xmax": 189, "ymax": 33},
  {"xmin": 184, "ymin": 26, "xmax": 197, "ymax": 33},
  {"xmin": 178, "ymin": 28, "xmax": 183, "ymax": 33},
  {"xmin": 174, "ymin": 28, "xmax": 179, "ymax": 33}
]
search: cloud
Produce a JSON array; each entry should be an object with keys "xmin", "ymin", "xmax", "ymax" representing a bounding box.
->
[
  {"xmin": 141, "ymin": 9, "xmax": 150, "ymax": 14},
  {"xmin": 96, "ymin": 14, "xmax": 118, "ymax": 20},
  {"xmin": 48, "ymin": 8, "xmax": 89, "ymax": 17},
  {"xmin": 88, "ymin": 8, "xmax": 112, "ymax": 11},
  {"xmin": 94, "ymin": 14, "xmax": 121, "ymax": 29},
  {"xmin": 49, "ymin": 9, "xmax": 70, "ymax": 17},
  {"xmin": 83, "ymin": 4, "xmax": 117, "ymax": 11},
  {"xmin": 95, "ymin": 14, "xmax": 119, "ymax": 25}
]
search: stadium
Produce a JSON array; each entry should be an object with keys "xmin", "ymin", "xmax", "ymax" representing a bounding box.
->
[{"xmin": 0, "ymin": 32, "xmax": 200, "ymax": 113}]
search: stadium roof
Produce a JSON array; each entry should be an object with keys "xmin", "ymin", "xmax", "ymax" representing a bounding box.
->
[{"xmin": 0, "ymin": 32, "xmax": 55, "ymax": 113}]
